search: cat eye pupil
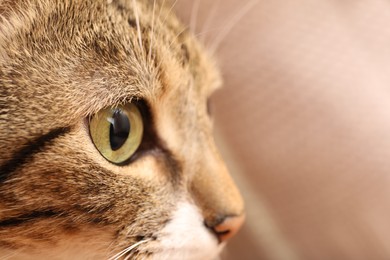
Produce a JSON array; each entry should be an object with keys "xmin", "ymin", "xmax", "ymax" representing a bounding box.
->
[{"xmin": 109, "ymin": 110, "xmax": 131, "ymax": 151}]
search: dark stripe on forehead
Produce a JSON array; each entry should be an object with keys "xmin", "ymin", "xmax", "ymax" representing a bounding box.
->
[{"xmin": 0, "ymin": 127, "xmax": 71, "ymax": 182}]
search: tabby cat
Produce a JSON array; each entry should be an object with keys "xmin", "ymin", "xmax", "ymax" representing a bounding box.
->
[{"xmin": 0, "ymin": 0, "xmax": 245, "ymax": 259}]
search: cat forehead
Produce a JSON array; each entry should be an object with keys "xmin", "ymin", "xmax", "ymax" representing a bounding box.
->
[{"xmin": 0, "ymin": 0, "xmax": 220, "ymax": 119}]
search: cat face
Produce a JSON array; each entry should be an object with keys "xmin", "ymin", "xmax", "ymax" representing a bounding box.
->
[{"xmin": 0, "ymin": 0, "xmax": 244, "ymax": 259}]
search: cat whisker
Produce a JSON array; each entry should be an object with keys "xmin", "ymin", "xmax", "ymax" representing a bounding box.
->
[
  {"xmin": 196, "ymin": 24, "xmax": 228, "ymax": 38},
  {"xmin": 209, "ymin": 0, "xmax": 259, "ymax": 54},
  {"xmin": 0, "ymin": 248, "xmax": 23, "ymax": 260},
  {"xmin": 148, "ymin": 0, "xmax": 156, "ymax": 63},
  {"xmin": 157, "ymin": 0, "xmax": 167, "ymax": 23},
  {"xmin": 168, "ymin": 27, "xmax": 188, "ymax": 49},
  {"xmin": 161, "ymin": 0, "xmax": 178, "ymax": 27},
  {"xmin": 189, "ymin": 0, "xmax": 200, "ymax": 33},
  {"xmin": 123, "ymin": 251, "xmax": 135, "ymax": 260},
  {"xmin": 108, "ymin": 239, "xmax": 149, "ymax": 260},
  {"xmin": 132, "ymin": 0, "xmax": 144, "ymax": 56},
  {"xmin": 199, "ymin": 0, "xmax": 221, "ymax": 43},
  {"xmin": 155, "ymin": 26, "xmax": 188, "ymax": 71},
  {"xmin": 149, "ymin": 0, "xmax": 166, "ymax": 65}
]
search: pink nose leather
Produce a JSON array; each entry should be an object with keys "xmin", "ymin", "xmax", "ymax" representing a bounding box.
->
[{"xmin": 211, "ymin": 214, "xmax": 245, "ymax": 243}]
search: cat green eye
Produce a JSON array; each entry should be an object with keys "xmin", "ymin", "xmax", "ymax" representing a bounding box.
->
[{"xmin": 89, "ymin": 103, "xmax": 143, "ymax": 164}]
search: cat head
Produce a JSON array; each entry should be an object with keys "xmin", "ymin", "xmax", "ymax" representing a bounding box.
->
[{"xmin": 0, "ymin": 0, "xmax": 244, "ymax": 259}]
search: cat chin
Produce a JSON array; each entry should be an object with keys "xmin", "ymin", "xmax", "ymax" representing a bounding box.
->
[
  {"xmin": 147, "ymin": 201, "xmax": 224, "ymax": 260},
  {"xmin": 150, "ymin": 247, "xmax": 224, "ymax": 260}
]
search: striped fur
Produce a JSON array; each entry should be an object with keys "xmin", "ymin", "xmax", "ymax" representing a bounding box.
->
[{"xmin": 0, "ymin": 0, "xmax": 244, "ymax": 259}]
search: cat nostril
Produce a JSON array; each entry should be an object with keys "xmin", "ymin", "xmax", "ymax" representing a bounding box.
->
[{"xmin": 205, "ymin": 214, "xmax": 245, "ymax": 243}]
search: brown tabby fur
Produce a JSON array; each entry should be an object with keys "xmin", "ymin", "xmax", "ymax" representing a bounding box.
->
[{"xmin": 0, "ymin": 0, "xmax": 244, "ymax": 258}]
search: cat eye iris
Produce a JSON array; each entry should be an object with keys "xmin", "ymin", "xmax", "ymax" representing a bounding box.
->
[{"xmin": 89, "ymin": 103, "xmax": 143, "ymax": 164}]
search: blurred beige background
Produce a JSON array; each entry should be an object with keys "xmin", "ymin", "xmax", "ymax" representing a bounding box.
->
[{"xmin": 176, "ymin": 1, "xmax": 390, "ymax": 259}]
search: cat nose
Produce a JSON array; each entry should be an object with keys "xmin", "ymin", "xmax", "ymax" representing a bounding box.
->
[{"xmin": 205, "ymin": 214, "xmax": 245, "ymax": 243}]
